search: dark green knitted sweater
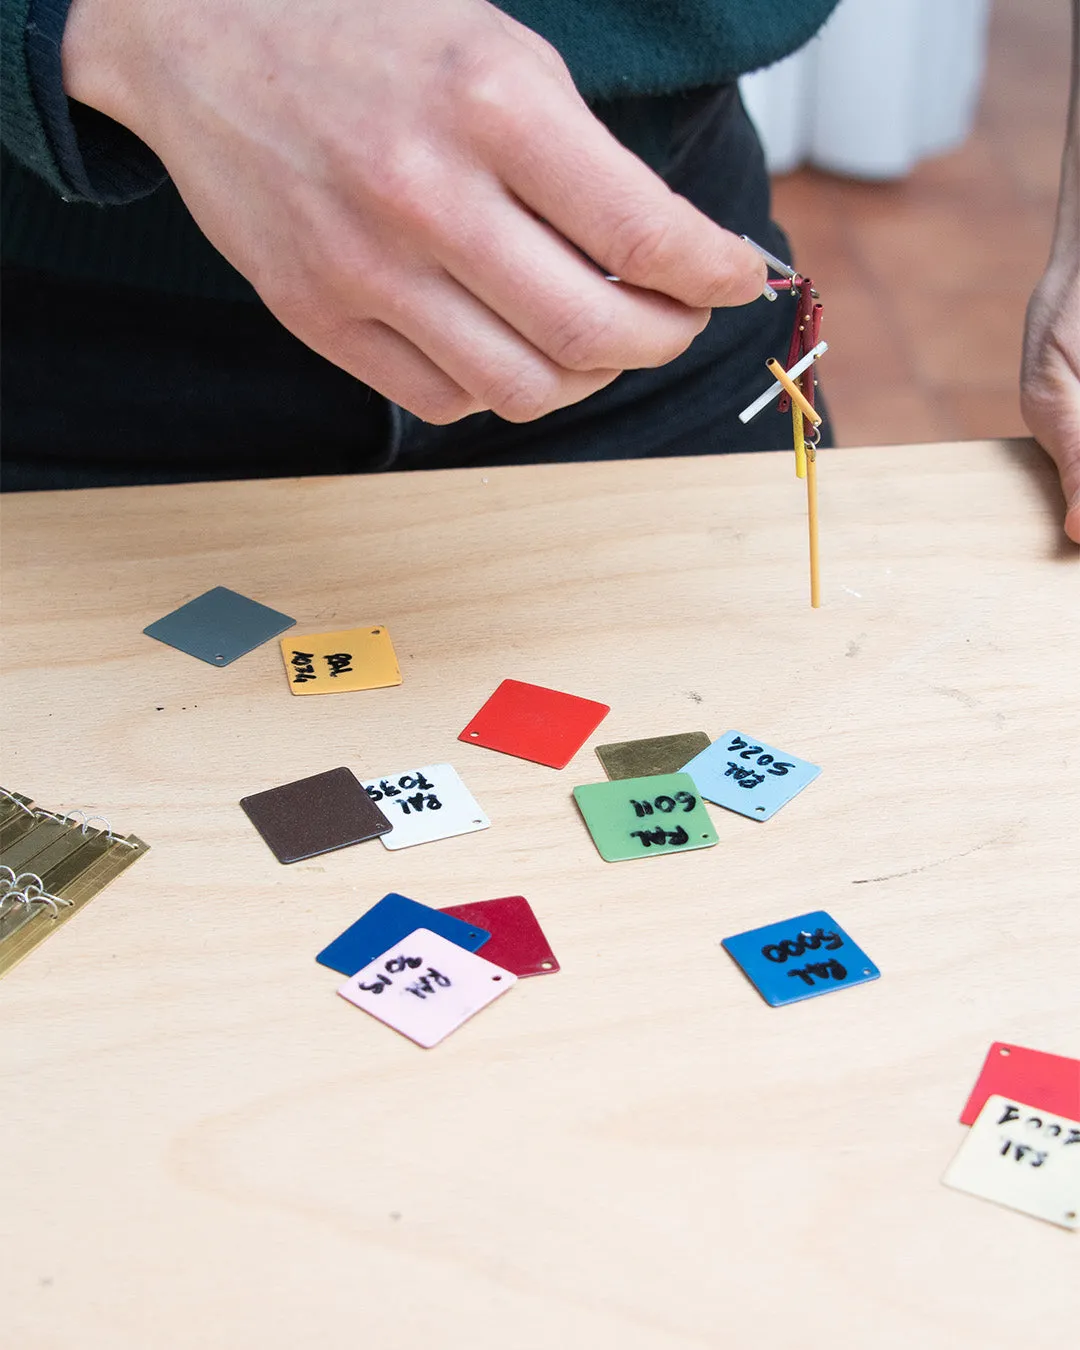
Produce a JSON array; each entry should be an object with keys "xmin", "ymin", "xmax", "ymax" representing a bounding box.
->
[{"xmin": 0, "ymin": 0, "xmax": 837, "ymax": 298}]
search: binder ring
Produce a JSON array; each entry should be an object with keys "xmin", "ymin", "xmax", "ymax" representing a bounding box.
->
[
  {"xmin": 80, "ymin": 815, "xmax": 114, "ymax": 838},
  {"xmin": 10, "ymin": 872, "xmax": 45, "ymax": 895},
  {"xmin": 0, "ymin": 788, "xmax": 35, "ymax": 817},
  {"xmin": 21, "ymin": 886, "xmax": 63, "ymax": 918}
]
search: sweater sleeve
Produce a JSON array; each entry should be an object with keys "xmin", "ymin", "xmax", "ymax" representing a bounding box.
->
[{"xmin": 1, "ymin": 0, "xmax": 166, "ymax": 203}]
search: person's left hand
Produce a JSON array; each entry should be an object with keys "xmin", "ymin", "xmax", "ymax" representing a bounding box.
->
[{"xmin": 1021, "ymin": 257, "xmax": 1080, "ymax": 543}]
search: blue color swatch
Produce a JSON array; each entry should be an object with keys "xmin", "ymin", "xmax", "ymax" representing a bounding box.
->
[
  {"xmin": 316, "ymin": 892, "xmax": 491, "ymax": 976},
  {"xmin": 682, "ymin": 730, "xmax": 820, "ymax": 821},
  {"xmin": 721, "ymin": 909, "xmax": 879, "ymax": 1007}
]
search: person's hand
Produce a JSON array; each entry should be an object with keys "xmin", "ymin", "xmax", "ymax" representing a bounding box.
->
[
  {"xmin": 1021, "ymin": 259, "xmax": 1080, "ymax": 542},
  {"xmin": 61, "ymin": 0, "xmax": 765, "ymax": 424}
]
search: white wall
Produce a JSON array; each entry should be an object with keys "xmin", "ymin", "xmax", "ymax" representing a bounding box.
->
[{"xmin": 739, "ymin": 0, "xmax": 991, "ymax": 178}]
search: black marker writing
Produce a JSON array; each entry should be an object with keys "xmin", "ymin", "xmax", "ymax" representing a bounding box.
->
[{"xmin": 786, "ymin": 958, "xmax": 847, "ymax": 986}]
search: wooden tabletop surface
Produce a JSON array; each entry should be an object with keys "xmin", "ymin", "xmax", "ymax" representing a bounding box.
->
[{"xmin": 1, "ymin": 439, "xmax": 1077, "ymax": 1349}]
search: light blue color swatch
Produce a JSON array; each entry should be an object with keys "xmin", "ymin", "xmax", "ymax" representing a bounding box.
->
[{"xmin": 681, "ymin": 730, "xmax": 820, "ymax": 821}]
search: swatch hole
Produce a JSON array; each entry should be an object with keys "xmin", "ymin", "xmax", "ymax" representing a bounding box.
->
[
  {"xmin": 755, "ymin": 806, "xmax": 766, "ymax": 813},
  {"xmin": 492, "ymin": 975, "xmax": 502, "ymax": 981},
  {"xmin": 540, "ymin": 962, "xmax": 553, "ymax": 970},
  {"xmin": 999, "ymin": 1047, "xmax": 1011, "ymax": 1056},
  {"xmin": 214, "ymin": 654, "xmax": 225, "ymax": 662},
  {"xmin": 469, "ymin": 732, "xmax": 479, "ymax": 737}
]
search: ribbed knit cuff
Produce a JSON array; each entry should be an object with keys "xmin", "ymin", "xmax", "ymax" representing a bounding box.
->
[{"xmin": 24, "ymin": 0, "xmax": 166, "ymax": 203}]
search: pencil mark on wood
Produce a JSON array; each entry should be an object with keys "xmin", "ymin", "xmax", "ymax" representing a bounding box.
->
[
  {"xmin": 852, "ymin": 837, "xmax": 999, "ymax": 884},
  {"xmin": 686, "ymin": 690, "xmax": 703, "ymax": 704}
]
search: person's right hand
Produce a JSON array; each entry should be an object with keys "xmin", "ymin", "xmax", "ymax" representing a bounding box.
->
[{"xmin": 61, "ymin": 0, "xmax": 766, "ymax": 423}]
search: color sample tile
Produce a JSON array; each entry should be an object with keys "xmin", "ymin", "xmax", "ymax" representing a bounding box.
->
[
  {"xmin": 459, "ymin": 679, "xmax": 609, "ymax": 769},
  {"xmin": 595, "ymin": 732, "xmax": 711, "ymax": 781},
  {"xmin": 682, "ymin": 731, "xmax": 820, "ymax": 821},
  {"xmin": 441, "ymin": 895, "xmax": 559, "ymax": 977},
  {"xmin": 280, "ymin": 625, "xmax": 401, "ymax": 694},
  {"xmin": 943, "ymin": 1094, "xmax": 1080, "ymax": 1230},
  {"xmin": 572, "ymin": 772, "xmax": 718, "ymax": 862},
  {"xmin": 363, "ymin": 763, "xmax": 489, "ymax": 850},
  {"xmin": 960, "ymin": 1043, "xmax": 1080, "ymax": 1126},
  {"xmin": 240, "ymin": 766, "xmax": 390, "ymax": 864},
  {"xmin": 337, "ymin": 928, "xmax": 516, "ymax": 1048},
  {"xmin": 316, "ymin": 892, "xmax": 490, "ymax": 977},
  {"xmin": 721, "ymin": 910, "xmax": 879, "ymax": 1007},
  {"xmin": 144, "ymin": 586, "xmax": 295, "ymax": 666}
]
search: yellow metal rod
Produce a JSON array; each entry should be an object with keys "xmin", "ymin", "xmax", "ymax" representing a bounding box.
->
[
  {"xmin": 766, "ymin": 357, "xmax": 822, "ymax": 427},
  {"xmin": 806, "ymin": 445, "xmax": 821, "ymax": 608},
  {"xmin": 792, "ymin": 404, "xmax": 807, "ymax": 479}
]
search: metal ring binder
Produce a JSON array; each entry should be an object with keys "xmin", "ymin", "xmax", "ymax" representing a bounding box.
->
[{"xmin": 0, "ymin": 787, "xmax": 149, "ymax": 978}]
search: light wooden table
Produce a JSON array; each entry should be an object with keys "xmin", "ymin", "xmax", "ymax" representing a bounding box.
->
[{"xmin": 1, "ymin": 439, "xmax": 1077, "ymax": 1350}]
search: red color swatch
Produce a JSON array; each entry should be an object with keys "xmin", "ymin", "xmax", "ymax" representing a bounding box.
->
[
  {"xmin": 960, "ymin": 1042, "xmax": 1080, "ymax": 1125},
  {"xmin": 441, "ymin": 895, "xmax": 559, "ymax": 978},
  {"xmin": 458, "ymin": 679, "xmax": 609, "ymax": 769}
]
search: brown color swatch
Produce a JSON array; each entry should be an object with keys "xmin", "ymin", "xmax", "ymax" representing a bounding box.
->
[{"xmin": 240, "ymin": 767, "xmax": 391, "ymax": 864}]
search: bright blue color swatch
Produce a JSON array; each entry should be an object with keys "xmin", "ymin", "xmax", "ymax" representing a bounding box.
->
[
  {"xmin": 681, "ymin": 729, "xmax": 820, "ymax": 821},
  {"xmin": 144, "ymin": 586, "xmax": 295, "ymax": 666},
  {"xmin": 721, "ymin": 909, "xmax": 879, "ymax": 1007},
  {"xmin": 316, "ymin": 893, "xmax": 490, "ymax": 976}
]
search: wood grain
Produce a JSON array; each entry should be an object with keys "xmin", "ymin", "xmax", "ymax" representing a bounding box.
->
[{"xmin": 1, "ymin": 439, "xmax": 1077, "ymax": 1349}]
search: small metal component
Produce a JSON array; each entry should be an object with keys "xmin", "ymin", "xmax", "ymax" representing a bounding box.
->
[
  {"xmin": 766, "ymin": 358, "xmax": 822, "ymax": 428},
  {"xmin": 740, "ymin": 236, "xmax": 820, "ymax": 297},
  {"xmin": 738, "ymin": 340, "xmax": 828, "ymax": 424},
  {"xmin": 740, "ymin": 235, "xmax": 800, "ymax": 280}
]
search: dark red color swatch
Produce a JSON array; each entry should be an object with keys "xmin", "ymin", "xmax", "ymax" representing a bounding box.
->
[{"xmin": 440, "ymin": 895, "xmax": 559, "ymax": 978}]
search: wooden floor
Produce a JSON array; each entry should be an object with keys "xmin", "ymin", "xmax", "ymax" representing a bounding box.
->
[{"xmin": 772, "ymin": 0, "xmax": 1072, "ymax": 447}]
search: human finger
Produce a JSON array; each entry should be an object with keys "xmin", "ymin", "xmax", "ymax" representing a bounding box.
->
[
  {"xmin": 351, "ymin": 265, "xmax": 622, "ymax": 421},
  {"xmin": 271, "ymin": 304, "xmax": 485, "ymax": 423},
  {"xmin": 485, "ymin": 72, "xmax": 766, "ymax": 309},
  {"xmin": 435, "ymin": 182, "xmax": 713, "ymax": 373}
]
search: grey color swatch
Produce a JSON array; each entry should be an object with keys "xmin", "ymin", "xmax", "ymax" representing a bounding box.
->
[{"xmin": 144, "ymin": 586, "xmax": 295, "ymax": 666}]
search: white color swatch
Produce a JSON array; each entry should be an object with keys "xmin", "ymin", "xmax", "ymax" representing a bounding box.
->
[
  {"xmin": 943, "ymin": 1093, "xmax": 1080, "ymax": 1230},
  {"xmin": 337, "ymin": 928, "xmax": 516, "ymax": 1048},
  {"xmin": 361, "ymin": 763, "xmax": 490, "ymax": 850}
]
